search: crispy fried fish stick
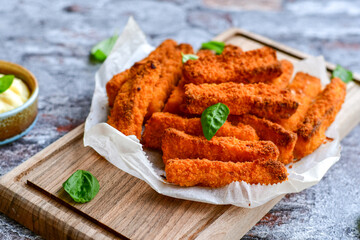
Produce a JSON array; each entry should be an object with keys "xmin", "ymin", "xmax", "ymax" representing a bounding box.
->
[
  {"xmin": 182, "ymin": 82, "xmax": 298, "ymax": 120},
  {"xmin": 142, "ymin": 112, "xmax": 258, "ymax": 149},
  {"xmin": 106, "ymin": 39, "xmax": 177, "ymax": 108},
  {"xmin": 145, "ymin": 41, "xmax": 194, "ymax": 119},
  {"xmin": 161, "ymin": 128, "xmax": 278, "ymax": 164},
  {"xmin": 196, "ymin": 49, "xmax": 214, "ymax": 58},
  {"xmin": 107, "ymin": 60, "xmax": 161, "ymax": 139},
  {"xmin": 168, "ymin": 60, "xmax": 294, "ymax": 115},
  {"xmin": 165, "ymin": 159, "xmax": 288, "ymax": 187},
  {"xmin": 183, "ymin": 47, "xmax": 282, "ymax": 84},
  {"xmin": 163, "ymin": 45, "xmax": 244, "ymax": 114},
  {"xmin": 147, "ymin": 39, "xmax": 177, "ymax": 60},
  {"xmin": 277, "ymin": 72, "xmax": 322, "ymax": 131},
  {"xmin": 294, "ymin": 77, "xmax": 346, "ymax": 158},
  {"xmin": 221, "ymin": 44, "xmax": 243, "ymax": 58},
  {"xmin": 106, "ymin": 69, "xmax": 130, "ymax": 107},
  {"xmin": 230, "ymin": 114, "xmax": 297, "ymax": 164},
  {"xmin": 196, "ymin": 44, "xmax": 242, "ymax": 59},
  {"xmin": 162, "ymin": 78, "xmax": 186, "ymax": 114},
  {"xmin": 106, "ymin": 40, "xmax": 193, "ymax": 117},
  {"xmin": 177, "ymin": 43, "xmax": 194, "ymax": 54},
  {"xmin": 269, "ymin": 60, "xmax": 294, "ymax": 89}
]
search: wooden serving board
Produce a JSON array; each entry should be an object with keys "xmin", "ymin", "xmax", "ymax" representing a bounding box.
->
[{"xmin": 1, "ymin": 28, "xmax": 360, "ymax": 240}]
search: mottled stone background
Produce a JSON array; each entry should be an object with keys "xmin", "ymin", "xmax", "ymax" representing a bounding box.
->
[{"xmin": 0, "ymin": 0, "xmax": 360, "ymax": 239}]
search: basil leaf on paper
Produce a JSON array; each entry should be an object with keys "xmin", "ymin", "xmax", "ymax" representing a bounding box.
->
[
  {"xmin": 0, "ymin": 75, "xmax": 14, "ymax": 93},
  {"xmin": 63, "ymin": 170, "xmax": 100, "ymax": 203},
  {"xmin": 201, "ymin": 103, "xmax": 230, "ymax": 140},
  {"xmin": 91, "ymin": 34, "xmax": 118, "ymax": 62},
  {"xmin": 332, "ymin": 64, "xmax": 353, "ymax": 83},
  {"xmin": 201, "ymin": 41, "xmax": 225, "ymax": 54},
  {"xmin": 182, "ymin": 53, "xmax": 199, "ymax": 64}
]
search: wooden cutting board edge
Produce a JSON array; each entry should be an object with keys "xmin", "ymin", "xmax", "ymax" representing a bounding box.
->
[
  {"xmin": 0, "ymin": 124, "xmax": 122, "ymax": 239},
  {"xmin": 1, "ymin": 28, "xmax": 359, "ymax": 240},
  {"xmin": 216, "ymin": 28, "xmax": 360, "ymax": 81}
]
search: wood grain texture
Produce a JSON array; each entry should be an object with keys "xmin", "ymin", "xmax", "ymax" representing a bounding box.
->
[
  {"xmin": 0, "ymin": 125, "xmax": 118, "ymax": 240},
  {"xmin": 1, "ymin": 29, "xmax": 360, "ymax": 240}
]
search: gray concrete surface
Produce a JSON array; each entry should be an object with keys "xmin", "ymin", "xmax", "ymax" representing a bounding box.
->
[{"xmin": 0, "ymin": 0, "xmax": 359, "ymax": 239}]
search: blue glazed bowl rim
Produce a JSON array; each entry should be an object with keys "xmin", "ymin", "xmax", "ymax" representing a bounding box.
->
[{"xmin": 0, "ymin": 114, "xmax": 38, "ymax": 145}]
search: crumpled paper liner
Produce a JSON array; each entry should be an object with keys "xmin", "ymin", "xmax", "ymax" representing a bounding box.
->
[{"xmin": 84, "ymin": 17, "xmax": 341, "ymax": 208}]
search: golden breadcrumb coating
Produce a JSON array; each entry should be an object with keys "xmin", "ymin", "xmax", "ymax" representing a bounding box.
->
[
  {"xmin": 145, "ymin": 41, "xmax": 194, "ymax": 119},
  {"xmin": 106, "ymin": 39, "xmax": 193, "ymax": 119},
  {"xmin": 196, "ymin": 49, "xmax": 214, "ymax": 58},
  {"xmin": 107, "ymin": 60, "xmax": 161, "ymax": 139},
  {"xmin": 142, "ymin": 112, "xmax": 258, "ymax": 149},
  {"xmin": 106, "ymin": 69, "xmax": 130, "ymax": 107},
  {"xmin": 165, "ymin": 159, "xmax": 288, "ymax": 187},
  {"xmin": 163, "ymin": 44, "xmax": 244, "ymax": 114},
  {"xmin": 177, "ymin": 43, "xmax": 194, "ymax": 55},
  {"xmin": 183, "ymin": 47, "xmax": 282, "ymax": 84},
  {"xmin": 106, "ymin": 39, "xmax": 176, "ymax": 109},
  {"xmin": 294, "ymin": 77, "xmax": 346, "ymax": 159},
  {"xmin": 229, "ymin": 114, "xmax": 297, "ymax": 165},
  {"xmin": 269, "ymin": 60, "xmax": 294, "ymax": 89},
  {"xmin": 165, "ymin": 52, "xmax": 285, "ymax": 115},
  {"xmin": 182, "ymin": 82, "xmax": 299, "ymax": 120},
  {"xmin": 162, "ymin": 78, "xmax": 186, "ymax": 114},
  {"xmin": 161, "ymin": 128, "xmax": 279, "ymax": 164},
  {"xmin": 196, "ymin": 44, "xmax": 242, "ymax": 59},
  {"xmin": 277, "ymin": 72, "xmax": 322, "ymax": 131}
]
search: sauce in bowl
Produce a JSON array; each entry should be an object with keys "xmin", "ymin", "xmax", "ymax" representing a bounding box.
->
[{"xmin": 0, "ymin": 74, "xmax": 30, "ymax": 114}]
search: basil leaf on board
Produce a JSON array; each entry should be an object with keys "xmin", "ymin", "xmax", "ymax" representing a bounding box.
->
[
  {"xmin": 201, "ymin": 41, "xmax": 225, "ymax": 54},
  {"xmin": 63, "ymin": 170, "xmax": 100, "ymax": 203},
  {"xmin": 332, "ymin": 64, "xmax": 353, "ymax": 83},
  {"xmin": 90, "ymin": 34, "xmax": 118, "ymax": 62},
  {"xmin": 182, "ymin": 53, "xmax": 199, "ymax": 64},
  {"xmin": 201, "ymin": 103, "xmax": 230, "ymax": 140},
  {"xmin": 0, "ymin": 75, "xmax": 14, "ymax": 93}
]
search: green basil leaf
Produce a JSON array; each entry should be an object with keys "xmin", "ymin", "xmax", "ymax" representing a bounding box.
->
[
  {"xmin": 63, "ymin": 170, "xmax": 100, "ymax": 203},
  {"xmin": 92, "ymin": 49, "xmax": 107, "ymax": 62},
  {"xmin": 201, "ymin": 41, "xmax": 225, "ymax": 54},
  {"xmin": 332, "ymin": 64, "xmax": 353, "ymax": 83},
  {"xmin": 0, "ymin": 75, "xmax": 14, "ymax": 93},
  {"xmin": 91, "ymin": 34, "xmax": 118, "ymax": 62},
  {"xmin": 201, "ymin": 103, "xmax": 230, "ymax": 140},
  {"xmin": 182, "ymin": 53, "xmax": 199, "ymax": 64}
]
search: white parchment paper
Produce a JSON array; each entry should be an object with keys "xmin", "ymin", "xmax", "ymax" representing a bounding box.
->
[{"xmin": 84, "ymin": 17, "xmax": 341, "ymax": 208}]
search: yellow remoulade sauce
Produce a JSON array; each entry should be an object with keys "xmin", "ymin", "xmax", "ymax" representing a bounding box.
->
[{"xmin": 0, "ymin": 74, "xmax": 30, "ymax": 114}]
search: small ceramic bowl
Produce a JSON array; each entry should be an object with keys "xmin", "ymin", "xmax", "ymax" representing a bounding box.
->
[{"xmin": 0, "ymin": 60, "xmax": 38, "ymax": 145}]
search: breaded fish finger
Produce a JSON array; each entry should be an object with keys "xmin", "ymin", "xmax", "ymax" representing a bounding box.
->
[
  {"xmin": 174, "ymin": 71, "xmax": 295, "ymax": 116},
  {"xmin": 106, "ymin": 69, "xmax": 130, "ymax": 107},
  {"xmin": 165, "ymin": 159, "xmax": 288, "ymax": 187},
  {"xmin": 161, "ymin": 128, "xmax": 279, "ymax": 164},
  {"xmin": 182, "ymin": 82, "xmax": 299, "ymax": 120},
  {"xmin": 145, "ymin": 41, "xmax": 194, "ymax": 119},
  {"xmin": 163, "ymin": 45, "xmax": 244, "ymax": 114},
  {"xmin": 269, "ymin": 60, "xmax": 294, "ymax": 89},
  {"xmin": 183, "ymin": 47, "xmax": 282, "ymax": 84},
  {"xmin": 196, "ymin": 49, "xmax": 214, "ymax": 59},
  {"xmin": 230, "ymin": 114, "xmax": 297, "ymax": 164},
  {"xmin": 147, "ymin": 39, "xmax": 177, "ymax": 60},
  {"xmin": 221, "ymin": 44, "xmax": 243, "ymax": 59},
  {"xmin": 196, "ymin": 44, "xmax": 242, "ymax": 59},
  {"xmin": 162, "ymin": 78, "xmax": 186, "ymax": 114},
  {"xmin": 107, "ymin": 39, "xmax": 177, "ymax": 108},
  {"xmin": 294, "ymin": 77, "xmax": 346, "ymax": 158},
  {"xmin": 177, "ymin": 43, "xmax": 194, "ymax": 54},
  {"xmin": 277, "ymin": 72, "xmax": 322, "ymax": 131},
  {"xmin": 142, "ymin": 112, "xmax": 258, "ymax": 149},
  {"xmin": 107, "ymin": 60, "xmax": 161, "ymax": 139}
]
